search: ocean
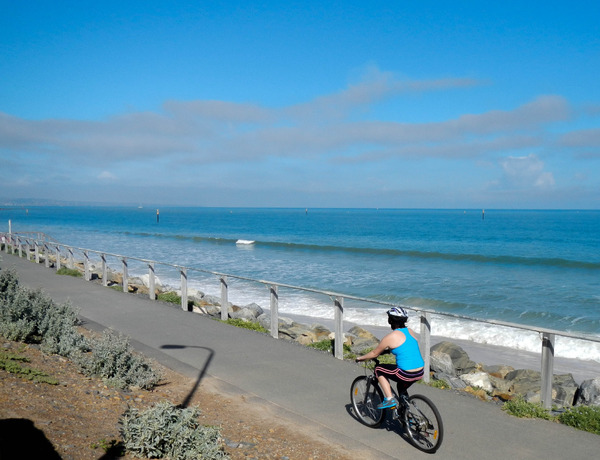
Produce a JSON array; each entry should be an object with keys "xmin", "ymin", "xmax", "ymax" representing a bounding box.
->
[{"xmin": 2, "ymin": 206, "xmax": 600, "ymax": 362}]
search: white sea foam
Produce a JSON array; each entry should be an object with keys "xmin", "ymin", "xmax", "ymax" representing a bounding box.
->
[{"xmin": 152, "ymin": 272, "xmax": 600, "ymax": 364}]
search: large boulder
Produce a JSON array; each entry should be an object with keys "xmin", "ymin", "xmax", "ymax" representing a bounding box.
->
[
  {"xmin": 430, "ymin": 341, "xmax": 477, "ymax": 376},
  {"xmin": 503, "ymin": 370, "xmax": 578, "ymax": 407},
  {"xmin": 460, "ymin": 371, "xmax": 494, "ymax": 393},
  {"xmin": 576, "ymin": 377, "xmax": 600, "ymax": 406}
]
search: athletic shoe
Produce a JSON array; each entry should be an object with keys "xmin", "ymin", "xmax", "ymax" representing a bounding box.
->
[{"xmin": 377, "ymin": 397, "xmax": 398, "ymax": 409}]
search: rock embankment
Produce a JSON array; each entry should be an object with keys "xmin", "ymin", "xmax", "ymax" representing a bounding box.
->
[{"xmin": 42, "ymin": 254, "xmax": 600, "ymax": 409}]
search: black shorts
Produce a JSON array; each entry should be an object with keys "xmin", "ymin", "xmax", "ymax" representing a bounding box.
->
[{"xmin": 374, "ymin": 364, "xmax": 424, "ymax": 394}]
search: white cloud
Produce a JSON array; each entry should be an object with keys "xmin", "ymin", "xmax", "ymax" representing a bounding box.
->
[
  {"xmin": 499, "ymin": 154, "xmax": 555, "ymax": 189},
  {"xmin": 98, "ymin": 171, "xmax": 117, "ymax": 180}
]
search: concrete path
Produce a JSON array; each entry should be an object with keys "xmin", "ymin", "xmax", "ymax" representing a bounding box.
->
[{"xmin": 2, "ymin": 254, "xmax": 599, "ymax": 459}]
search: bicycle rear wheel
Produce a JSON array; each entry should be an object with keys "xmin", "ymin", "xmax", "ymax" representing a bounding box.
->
[
  {"xmin": 403, "ymin": 394, "xmax": 444, "ymax": 453},
  {"xmin": 350, "ymin": 376, "xmax": 385, "ymax": 427}
]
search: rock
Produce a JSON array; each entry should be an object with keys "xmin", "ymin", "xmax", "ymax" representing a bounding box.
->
[
  {"xmin": 230, "ymin": 305, "xmax": 263, "ymax": 322},
  {"xmin": 482, "ymin": 364, "xmax": 514, "ymax": 379},
  {"xmin": 430, "ymin": 350, "xmax": 456, "ymax": 376},
  {"xmin": 202, "ymin": 294, "xmax": 221, "ymax": 306},
  {"xmin": 505, "ymin": 369, "xmax": 541, "ymax": 398},
  {"xmin": 310, "ymin": 324, "xmax": 332, "ymax": 341},
  {"xmin": 433, "ymin": 372, "xmax": 468, "ymax": 390},
  {"xmin": 430, "ymin": 341, "xmax": 477, "ymax": 376},
  {"xmin": 138, "ymin": 274, "xmax": 163, "ymax": 290},
  {"xmin": 348, "ymin": 326, "xmax": 378, "ymax": 341},
  {"xmin": 503, "ymin": 370, "xmax": 578, "ymax": 407},
  {"xmin": 243, "ymin": 303, "xmax": 264, "ymax": 318},
  {"xmin": 460, "ymin": 371, "xmax": 493, "ymax": 393},
  {"xmin": 349, "ymin": 336, "xmax": 380, "ymax": 354},
  {"xmin": 576, "ymin": 377, "xmax": 600, "ymax": 406}
]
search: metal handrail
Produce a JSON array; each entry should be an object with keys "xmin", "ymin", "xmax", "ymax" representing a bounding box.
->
[{"xmin": 2, "ymin": 231, "xmax": 599, "ymax": 408}]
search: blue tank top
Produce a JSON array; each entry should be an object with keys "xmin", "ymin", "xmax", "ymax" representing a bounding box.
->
[{"xmin": 391, "ymin": 328, "xmax": 424, "ymax": 370}]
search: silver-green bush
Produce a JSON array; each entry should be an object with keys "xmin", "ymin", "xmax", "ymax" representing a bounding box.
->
[
  {"xmin": 120, "ymin": 401, "xmax": 229, "ymax": 459},
  {"xmin": 76, "ymin": 329, "xmax": 161, "ymax": 390},
  {"xmin": 0, "ymin": 269, "xmax": 160, "ymax": 391}
]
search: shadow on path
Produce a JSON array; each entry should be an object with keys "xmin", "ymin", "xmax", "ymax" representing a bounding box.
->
[{"xmin": 160, "ymin": 344, "xmax": 215, "ymax": 408}]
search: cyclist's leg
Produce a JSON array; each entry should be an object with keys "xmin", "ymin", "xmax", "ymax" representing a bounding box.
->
[{"xmin": 374, "ymin": 363, "xmax": 397, "ymax": 399}]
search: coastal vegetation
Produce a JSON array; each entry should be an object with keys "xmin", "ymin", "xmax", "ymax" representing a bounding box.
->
[
  {"xmin": 56, "ymin": 267, "xmax": 82, "ymax": 277},
  {"xmin": 0, "ymin": 268, "xmax": 229, "ymax": 459},
  {"xmin": 503, "ymin": 396, "xmax": 600, "ymax": 435},
  {"xmin": 220, "ymin": 317, "xmax": 269, "ymax": 333},
  {"xmin": 0, "ymin": 347, "xmax": 58, "ymax": 385}
]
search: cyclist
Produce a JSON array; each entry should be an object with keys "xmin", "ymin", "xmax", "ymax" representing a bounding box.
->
[{"xmin": 355, "ymin": 307, "xmax": 425, "ymax": 409}]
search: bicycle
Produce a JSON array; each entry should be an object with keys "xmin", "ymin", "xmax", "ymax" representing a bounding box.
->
[{"xmin": 350, "ymin": 358, "xmax": 444, "ymax": 453}]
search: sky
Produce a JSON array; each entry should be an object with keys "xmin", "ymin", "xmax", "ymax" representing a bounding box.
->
[{"xmin": 1, "ymin": 1, "xmax": 599, "ymax": 209}]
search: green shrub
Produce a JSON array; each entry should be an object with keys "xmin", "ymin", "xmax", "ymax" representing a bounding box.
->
[
  {"xmin": 0, "ymin": 349, "xmax": 59, "ymax": 385},
  {"xmin": 158, "ymin": 291, "xmax": 181, "ymax": 304},
  {"xmin": 119, "ymin": 401, "xmax": 229, "ymax": 459},
  {"xmin": 56, "ymin": 267, "xmax": 82, "ymax": 277},
  {"xmin": 308, "ymin": 339, "xmax": 352, "ymax": 356},
  {"xmin": 0, "ymin": 270, "xmax": 159, "ymax": 391},
  {"xmin": 425, "ymin": 378, "xmax": 451, "ymax": 390},
  {"xmin": 502, "ymin": 396, "xmax": 555, "ymax": 420},
  {"xmin": 0, "ymin": 272, "xmax": 87, "ymax": 356},
  {"xmin": 558, "ymin": 406, "xmax": 600, "ymax": 435},
  {"xmin": 220, "ymin": 318, "xmax": 268, "ymax": 333},
  {"xmin": 76, "ymin": 329, "xmax": 161, "ymax": 390}
]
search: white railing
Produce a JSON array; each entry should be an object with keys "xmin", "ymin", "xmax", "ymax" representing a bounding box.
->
[{"xmin": 2, "ymin": 231, "xmax": 599, "ymax": 408}]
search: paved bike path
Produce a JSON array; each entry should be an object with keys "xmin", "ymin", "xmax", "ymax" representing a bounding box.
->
[{"xmin": 2, "ymin": 255, "xmax": 599, "ymax": 459}]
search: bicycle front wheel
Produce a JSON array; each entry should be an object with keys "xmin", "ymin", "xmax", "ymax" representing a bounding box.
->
[
  {"xmin": 403, "ymin": 394, "xmax": 444, "ymax": 453},
  {"xmin": 350, "ymin": 376, "xmax": 385, "ymax": 427}
]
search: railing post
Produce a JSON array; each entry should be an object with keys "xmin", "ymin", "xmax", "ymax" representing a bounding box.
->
[
  {"xmin": 269, "ymin": 284, "xmax": 279, "ymax": 339},
  {"xmin": 25, "ymin": 241, "xmax": 30, "ymax": 261},
  {"xmin": 148, "ymin": 262, "xmax": 156, "ymax": 300},
  {"xmin": 44, "ymin": 244, "xmax": 50, "ymax": 268},
  {"xmin": 18, "ymin": 238, "xmax": 22, "ymax": 258},
  {"xmin": 540, "ymin": 332, "xmax": 555, "ymax": 409},
  {"xmin": 55, "ymin": 246, "xmax": 61, "ymax": 270},
  {"xmin": 122, "ymin": 258, "xmax": 128, "ymax": 293},
  {"xmin": 34, "ymin": 241, "xmax": 40, "ymax": 264},
  {"xmin": 84, "ymin": 251, "xmax": 90, "ymax": 281},
  {"xmin": 68, "ymin": 247, "xmax": 74, "ymax": 269},
  {"xmin": 334, "ymin": 296, "xmax": 344, "ymax": 360},
  {"xmin": 101, "ymin": 254, "xmax": 108, "ymax": 287},
  {"xmin": 420, "ymin": 312, "xmax": 432, "ymax": 383},
  {"xmin": 220, "ymin": 276, "xmax": 228, "ymax": 320},
  {"xmin": 180, "ymin": 267, "xmax": 188, "ymax": 311}
]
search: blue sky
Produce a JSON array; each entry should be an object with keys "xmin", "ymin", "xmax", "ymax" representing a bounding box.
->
[{"xmin": 1, "ymin": 1, "xmax": 599, "ymax": 209}]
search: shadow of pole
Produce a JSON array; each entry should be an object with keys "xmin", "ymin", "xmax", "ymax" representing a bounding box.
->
[{"xmin": 160, "ymin": 344, "xmax": 215, "ymax": 408}]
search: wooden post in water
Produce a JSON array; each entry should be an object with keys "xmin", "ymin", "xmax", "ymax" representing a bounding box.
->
[
  {"xmin": 269, "ymin": 284, "xmax": 279, "ymax": 339},
  {"xmin": 101, "ymin": 254, "xmax": 107, "ymax": 287},
  {"xmin": 420, "ymin": 312, "xmax": 432, "ymax": 383},
  {"xmin": 122, "ymin": 258, "xmax": 128, "ymax": 293},
  {"xmin": 180, "ymin": 267, "xmax": 188, "ymax": 311},
  {"xmin": 220, "ymin": 276, "xmax": 228, "ymax": 321},
  {"xmin": 334, "ymin": 296, "xmax": 344, "ymax": 360},
  {"xmin": 148, "ymin": 262, "xmax": 156, "ymax": 300},
  {"xmin": 540, "ymin": 332, "xmax": 555, "ymax": 409}
]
